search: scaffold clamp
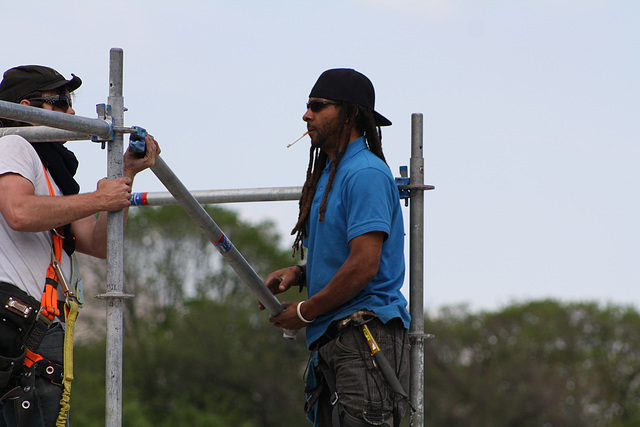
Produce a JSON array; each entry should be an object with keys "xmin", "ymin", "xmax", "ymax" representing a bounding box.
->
[
  {"xmin": 91, "ymin": 104, "xmax": 114, "ymax": 148},
  {"xmin": 395, "ymin": 165, "xmax": 435, "ymax": 206},
  {"xmin": 128, "ymin": 126, "xmax": 147, "ymax": 155}
]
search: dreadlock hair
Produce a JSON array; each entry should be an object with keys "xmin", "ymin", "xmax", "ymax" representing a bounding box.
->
[{"xmin": 290, "ymin": 102, "xmax": 387, "ymax": 259}]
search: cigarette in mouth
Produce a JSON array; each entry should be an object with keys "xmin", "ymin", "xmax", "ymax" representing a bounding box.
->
[{"xmin": 287, "ymin": 131, "xmax": 309, "ymax": 148}]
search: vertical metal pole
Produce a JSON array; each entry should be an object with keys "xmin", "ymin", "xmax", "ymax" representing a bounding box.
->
[
  {"xmin": 105, "ymin": 48, "xmax": 125, "ymax": 427},
  {"xmin": 409, "ymin": 113, "xmax": 425, "ymax": 427}
]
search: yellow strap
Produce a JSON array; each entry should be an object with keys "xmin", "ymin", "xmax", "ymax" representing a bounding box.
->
[{"xmin": 56, "ymin": 300, "xmax": 79, "ymax": 427}]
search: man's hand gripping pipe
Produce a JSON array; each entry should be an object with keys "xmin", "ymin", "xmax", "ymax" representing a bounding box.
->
[{"xmin": 130, "ymin": 139, "xmax": 296, "ymax": 339}]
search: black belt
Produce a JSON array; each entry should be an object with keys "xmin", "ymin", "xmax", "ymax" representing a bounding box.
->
[{"xmin": 311, "ymin": 310, "xmax": 378, "ymax": 350}]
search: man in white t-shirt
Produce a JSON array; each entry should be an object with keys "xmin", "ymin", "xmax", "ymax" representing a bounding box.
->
[{"xmin": 0, "ymin": 65, "xmax": 160, "ymax": 426}]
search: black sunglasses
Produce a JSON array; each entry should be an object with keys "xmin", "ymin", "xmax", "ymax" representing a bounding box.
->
[
  {"xmin": 306, "ymin": 99, "xmax": 340, "ymax": 113},
  {"xmin": 28, "ymin": 94, "xmax": 73, "ymax": 110}
]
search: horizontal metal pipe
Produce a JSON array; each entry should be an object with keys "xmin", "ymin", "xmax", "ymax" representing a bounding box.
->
[
  {"xmin": 0, "ymin": 100, "xmax": 112, "ymax": 138},
  {"xmin": 131, "ymin": 187, "xmax": 302, "ymax": 206},
  {"xmin": 0, "ymin": 126, "xmax": 91, "ymax": 142}
]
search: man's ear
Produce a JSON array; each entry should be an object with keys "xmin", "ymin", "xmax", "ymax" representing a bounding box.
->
[
  {"xmin": 19, "ymin": 99, "xmax": 31, "ymax": 106},
  {"xmin": 346, "ymin": 107, "xmax": 359, "ymax": 124}
]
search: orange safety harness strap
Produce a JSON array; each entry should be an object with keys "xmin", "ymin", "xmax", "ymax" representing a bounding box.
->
[
  {"xmin": 40, "ymin": 164, "xmax": 62, "ymax": 322},
  {"xmin": 22, "ymin": 165, "xmax": 64, "ymax": 369},
  {"xmin": 13, "ymin": 165, "xmax": 68, "ymax": 426}
]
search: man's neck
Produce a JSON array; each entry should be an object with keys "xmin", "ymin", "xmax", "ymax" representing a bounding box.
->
[{"xmin": 324, "ymin": 130, "xmax": 363, "ymax": 160}]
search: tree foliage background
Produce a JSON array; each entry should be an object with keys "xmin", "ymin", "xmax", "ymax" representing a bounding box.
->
[
  {"xmin": 68, "ymin": 206, "xmax": 640, "ymax": 426},
  {"xmin": 425, "ymin": 301, "xmax": 640, "ymax": 427},
  {"xmin": 72, "ymin": 205, "xmax": 310, "ymax": 427}
]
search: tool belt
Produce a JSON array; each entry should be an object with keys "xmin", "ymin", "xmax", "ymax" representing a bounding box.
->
[
  {"xmin": 0, "ymin": 281, "xmax": 64, "ymax": 388},
  {"xmin": 0, "ymin": 281, "xmax": 65, "ymax": 427},
  {"xmin": 0, "ymin": 282, "xmax": 41, "ymax": 391},
  {"xmin": 310, "ymin": 310, "xmax": 378, "ymax": 351}
]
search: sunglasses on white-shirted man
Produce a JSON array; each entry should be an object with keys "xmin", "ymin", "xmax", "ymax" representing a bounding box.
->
[{"xmin": 27, "ymin": 94, "xmax": 72, "ymax": 110}]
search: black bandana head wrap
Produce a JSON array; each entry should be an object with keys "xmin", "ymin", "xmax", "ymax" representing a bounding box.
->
[{"xmin": 31, "ymin": 141, "xmax": 80, "ymax": 195}]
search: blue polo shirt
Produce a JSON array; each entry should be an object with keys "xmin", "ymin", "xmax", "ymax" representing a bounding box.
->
[{"xmin": 303, "ymin": 137, "xmax": 410, "ymax": 348}]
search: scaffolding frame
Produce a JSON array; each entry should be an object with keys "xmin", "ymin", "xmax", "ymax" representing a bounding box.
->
[{"xmin": 0, "ymin": 48, "xmax": 432, "ymax": 426}]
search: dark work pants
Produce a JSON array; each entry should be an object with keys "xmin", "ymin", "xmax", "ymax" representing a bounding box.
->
[{"xmin": 316, "ymin": 318, "xmax": 409, "ymax": 427}]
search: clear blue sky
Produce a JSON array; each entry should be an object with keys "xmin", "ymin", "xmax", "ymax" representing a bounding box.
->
[{"xmin": 4, "ymin": 0, "xmax": 638, "ymax": 313}]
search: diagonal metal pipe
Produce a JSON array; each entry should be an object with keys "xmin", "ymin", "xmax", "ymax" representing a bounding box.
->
[{"xmin": 149, "ymin": 156, "xmax": 296, "ymax": 339}]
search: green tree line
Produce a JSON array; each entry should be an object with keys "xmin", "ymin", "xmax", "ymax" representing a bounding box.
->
[
  {"xmin": 425, "ymin": 301, "xmax": 640, "ymax": 426},
  {"xmin": 67, "ymin": 206, "xmax": 640, "ymax": 426}
]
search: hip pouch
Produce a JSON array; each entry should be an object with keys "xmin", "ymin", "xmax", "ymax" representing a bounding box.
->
[{"xmin": 0, "ymin": 282, "xmax": 39, "ymax": 391}]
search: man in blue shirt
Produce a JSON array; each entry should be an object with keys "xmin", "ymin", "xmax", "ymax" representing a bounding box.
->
[{"xmin": 264, "ymin": 69, "xmax": 410, "ymax": 427}]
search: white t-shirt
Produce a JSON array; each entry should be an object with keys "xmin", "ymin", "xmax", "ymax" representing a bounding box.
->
[{"xmin": 0, "ymin": 135, "xmax": 72, "ymax": 299}]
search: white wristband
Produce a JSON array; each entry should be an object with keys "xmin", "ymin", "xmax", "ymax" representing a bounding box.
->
[{"xmin": 296, "ymin": 301, "xmax": 315, "ymax": 324}]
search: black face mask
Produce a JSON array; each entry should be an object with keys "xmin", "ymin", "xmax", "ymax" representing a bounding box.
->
[{"xmin": 31, "ymin": 142, "xmax": 80, "ymax": 195}]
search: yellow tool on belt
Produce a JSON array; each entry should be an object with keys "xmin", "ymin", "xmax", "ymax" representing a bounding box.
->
[{"xmin": 361, "ymin": 324, "xmax": 408, "ymax": 399}]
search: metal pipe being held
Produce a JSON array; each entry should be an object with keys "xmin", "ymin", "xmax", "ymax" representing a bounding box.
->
[{"xmin": 149, "ymin": 156, "xmax": 297, "ymax": 340}]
